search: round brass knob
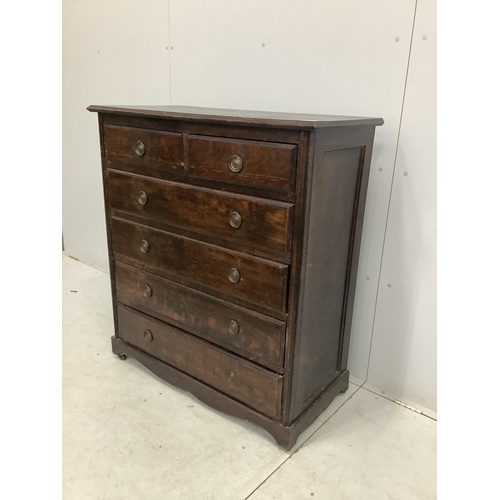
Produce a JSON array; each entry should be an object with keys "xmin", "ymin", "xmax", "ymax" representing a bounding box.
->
[
  {"xmin": 133, "ymin": 140, "xmax": 146, "ymax": 156},
  {"xmin": 229, "ymin": 212, "xmax": 242, "ymax": 229},
  {"xmin": 228, "ymin": 371, "xmax": 236, "ymax": 382},
  {"xmin": 143, "ymin": 285, "xmax": 152, "ymax": 298},
  {"xmin": 137, "ymin": 191, "xmax": 148, "ymax": 205},
  {"xmin": 229, "ymin": 155, "xmax": 242, "ymax": 173},
  {"xmin": 228, "ymin": 320, "xmax": 239, "ymax": 335},
  {"xmin": 140, "ymin": 240, "xmax": 149, "ymax": 253},
  {"xmin": 143, "ymin": 330, "xmax": 153, "ymax": 342},
  {"xmin": 227, "ymin": 268, "xmax": 240, "ymax": 283}
]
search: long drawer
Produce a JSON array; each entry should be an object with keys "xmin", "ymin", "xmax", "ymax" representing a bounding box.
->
[
  {"xmin": 115, "ymin": 262, "xmax": 286, "ymax": 369},
  {"xmin": 117, "ymin": 305, "xmax": 283, "ymax": 419},
  {"xmin": 107, "ymin": 169, "xmax": 293, "ymax": 260},
  {"xmin": 111, "ymin": 218, "xmax": 289, "ymax": 314}
]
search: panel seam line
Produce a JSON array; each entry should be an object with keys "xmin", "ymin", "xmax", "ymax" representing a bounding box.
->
[
  {"xmin": 167, "ymin": 0, "xmax": 172, "ymax": 104},
  {"xmin": 365, "ymin": 0, "xmax": 419, "ymax": 380}
]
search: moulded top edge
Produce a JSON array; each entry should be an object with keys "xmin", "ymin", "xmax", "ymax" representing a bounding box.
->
[{"xmin": 87, "ymin": 104, "xmax": 384, "ymax": 129}]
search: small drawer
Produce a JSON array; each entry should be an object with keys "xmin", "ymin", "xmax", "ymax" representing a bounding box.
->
[
  {"xmin": 188, "ymin": 134, "xmax": 297, "ymax": 193},
  {"xmin": 107, "ymin": 170, "xmax": 293, "ymax": 259},
  {"xmin": 104, "ymin": 125, "xmax": 183, "ymax": 171},
  {"xmin": 117, "ymin": 305, "xmax": 283, "ymax": 419},
  {"xmin": 115, "ymin": 262, "xmax": 286, "ymax": 369},
  {"xmin": 111, "ymin": 218, "xmax": 289, "ymax": 313}
]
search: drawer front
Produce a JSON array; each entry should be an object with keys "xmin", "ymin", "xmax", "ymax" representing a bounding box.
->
[
  {"xmin": 107, "ymin": 170, "xmax": 292, "ymax": 259},
  {"xmin": 115, "ymin": 263, "xmax": 286, "ymax": 368},
  {"xmin": 117, "ymin": 305, "xmax": 283, "ymax": 418},
  {"xmin": 104, "ymin": 125, "xmax": 183, "ymax": 171},
  {"xmin": 188, "ymin": 134, "xmax": 297, "ymax": 193},
  {"xmin": 112, "ymin": 218, "xmax": 289, "ymax": 313}
]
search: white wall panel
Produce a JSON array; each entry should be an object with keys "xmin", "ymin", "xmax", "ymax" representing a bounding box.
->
[
  {"xmin": 62, "ymin": 0, "xmax": 170, "ymax": 271},
  {"xmin": 367, "ymin": 0, "xmax": 436, "ymax": 410},
  {"xmin": 169, "ymin": 0, "xmax": 417, "ymax": 381}
]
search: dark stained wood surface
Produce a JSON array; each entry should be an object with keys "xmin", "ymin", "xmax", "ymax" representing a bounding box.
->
[
  {"xmin": 91, "ymin": 104, "xmax": 383, "ymax": 448},
  {"xmin": 339, "ymin": 150, "xmax": 375, "ymax": 374},
  {"xmin": 288, "ymin": 127, "xmax": 374, "ymax": 422},
  {"xmin": 88, "ymin": 104, "xmax": 384, "ymax": 130},
  {"xmin": 97, "ymin": 115, "xmax": 120, "ymax": 337},
  {"xmin": 303, "ymin": 147, "xmax": 363, "ymax": 403},
  {"xmin": 111, "ymin": 217, "xmax": 290, "ymax": 313},
  {"xmin": 279, "ymin": 130, "xmax": 313, "ymax": 425},
  {"xmin": 115, "ymin": 262, "xmax": 286, "ymax": 369},
  {"xmin": 102, "ymin": 112, "xmax": 304, "ymax": 147},
  {"xmin": 188, "ymin": 134, "xmax": 296, "ymax": 193},
  {"xmin": 107, "ymin": 169, "xmax": 293, "ymax": 260},
  {"xmin": 107, "ymin": 159, "xmax": 296, "ymax": 204},
  {"xmin": 117, "ymin": 305, "xmax": 283, "ymax": 419},
  {"xmin": 101, "ymin": 113, "xmax": 303, "ymax": 202},
  {"xmin": 104, "ymin": 124, "xmax": 183, "ymax": 171}
]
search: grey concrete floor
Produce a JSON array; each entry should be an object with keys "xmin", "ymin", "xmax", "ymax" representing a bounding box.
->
[{"xmin": 62, "ymin": 255, "xmax": 436, "ymax": 499}]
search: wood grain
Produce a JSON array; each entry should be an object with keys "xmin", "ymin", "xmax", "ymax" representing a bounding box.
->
[
  {"xmin": 111, "ymin": 217, "xmax": 290, "ymax": 313},
  {"xmin": 188, "ymin": 134, "xmax": 296, "ymax": 193},
  {"xmin": 289, "ymin": 131, "xmax": 368, "ymax": 421},
  {"xmin": 90, "ymin": 104, "xmax": 383, "ymax": 448},
  {"xmin": 115, "ymin": 262, "xmax": 286, "ymax": 369},
  {"xmin": 107, "ymin": 169, "xmax": 293, "ymax": 260},
  {"xmin": 89, "ymin": 104, "xmax": 384, "ymax": 129},
  {"xmin": 104, "ymin": 124, "xmax": 183, "ymax": 171},
  {"xmin": 117, "ymin": 305, "xmax": 283, "ymax": 419}
]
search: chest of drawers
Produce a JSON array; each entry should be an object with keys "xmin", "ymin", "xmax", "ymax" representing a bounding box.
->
[{"xmin": 88, "ymin": 105, "xmax": 383, "ymax": 449}]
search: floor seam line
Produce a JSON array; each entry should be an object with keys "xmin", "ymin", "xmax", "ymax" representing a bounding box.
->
[
  {"xmin": 244, "ymin": 386, "xmax": 361, "ymax": 500},
  {"xmin": 360, "ymin": 386, "xmax": 437, "ymax": 421},
  {"xmin": 243, "ymin": 454, "xmax": 293, "ymax": 500},
  {"xmin": 62, "ymin": 253, "xmax": 109, "ymax": 275}
]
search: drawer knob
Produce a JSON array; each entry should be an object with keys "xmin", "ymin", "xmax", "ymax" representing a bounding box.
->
[
  {"xmin": 228, "ymin": 371, "xmax": 236, "ymax": 382},
  {"xmin": 143, "ymin": 285, "xmax": 152, "ymax": 298},
  {"xmin": 143, "ymin": 330, "xmax": 153, "ymax": 342},
  {"xmin": 227, "ymin": 320, "xmax": 240, "ymax": 335},
  {"xmin": 140, "ymin": 240, "xmax": 150, "ymax": 253},
  {"xmin": 227, "ymin": 268, "xmax": 240, "ymax": 283},
  {"xmin": 229, "ymin": 212, "xmax": 242, "ymax": 229},
  {"xmin": 229, "ymin": 155, "xmax": 243, "ymax": 173},
  {"xmin": 133, "ymin": 140, "xmax": 146, "ymax": 156},
  {"xmin": 137, "ymin": 191, "xmax": 148, "ymax": 205}
]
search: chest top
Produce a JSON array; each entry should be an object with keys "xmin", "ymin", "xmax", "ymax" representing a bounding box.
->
[{"xmin": 87, "ymin": 104, "xmax": 383, "ymax": 129}]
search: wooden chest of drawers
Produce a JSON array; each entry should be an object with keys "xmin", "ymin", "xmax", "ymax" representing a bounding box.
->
[{"xmin": 88, "ymin": 105, "xmax": 383, "ymax": 449}]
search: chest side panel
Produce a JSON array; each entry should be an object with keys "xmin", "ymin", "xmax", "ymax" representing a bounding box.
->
[{"xmin": 288, "ymin": 126, "xmax": 376, "ymax": 422}]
